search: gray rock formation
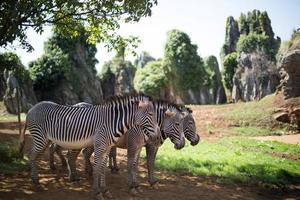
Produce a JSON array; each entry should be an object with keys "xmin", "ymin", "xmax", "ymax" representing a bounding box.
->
[
  {"xmin": 3, "ymin": 70, "xmax": 37, "ymax": 114},
  {"xmin": 34, "ymin": 41, "xmax": 103, "ymax": 105},
  {"xmin": 100, "ymin": 58, "xmax": 135, "ymax": 98},
  {"xmin": 114, "ymin": 65, "xmax": 135, "ymax": 95},
  {"xmin": 232, "ymin": 52, "xmax": 280, "ymax": 102},
  {"xmin": 279, "ymin": 50, "xmax": 300, "ymax": 99},
  {"xmin": 221, "ymin": 16, "xmax": 240, "ymax": 57}
]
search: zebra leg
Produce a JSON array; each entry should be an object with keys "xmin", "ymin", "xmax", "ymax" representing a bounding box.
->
[
  {"xmin": 127, "ymin": 130, "xmax": 145, "ymax": 195},
  {"xmin": 109, "ymin": 147, "xmax": 119, "ymax": 173},
  {"xmin": 30, "ymin": 136, "xmax": 49, "ymax": 190},
  {"xmin": 146, "ymin": 144, "xmax": 159, "ymax": 188},
  {"xmin": 49, "ymin": 143, "xmax": 67, "ymax": 170},
  {"xmin": 82, "ymin": 146, "xmax": 94, "ymax": 177},
  {"xmin": 49, "ymin": 143, "xmax": 56, "ymax": 170},
  {"xmin": 55, "ymin": 145, "xmax": 67, "ymax": 169},
  {"xmin": 67, "ymin": 149, "xmax": 81, "ymax": 182},
  {"xmin": 128, "ymin": 147, "xmax": 143, "ymax": 195},
  {"xmin": 93, "ymin": 137, "xmax": 112, "ymax": 200}
]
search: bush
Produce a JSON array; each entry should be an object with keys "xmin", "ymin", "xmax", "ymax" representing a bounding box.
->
[
  {"xmin": 0, "ymin": 144, "xmax": 28, "ymax": 175},
  {"xmin": 163, "ymin": 29, "xmax": 208, "ymax": 91},
  {"xmin": 134, "ymin": 60, "xmax": 167, "ymax": 97},
  {"xmin": 236, "ymin": 33, "xmax": 270, "ymax": 54},
  {"xmin": 29, "ymin": 50, "xmax": 71, "ymax": 91},
  {"xmin": 222, "ymin": 52, "xmax": 238, "ymax": 91},
  {"xmin": 0, "ymin": 144, "xmax": 21, "ymax": 163}
]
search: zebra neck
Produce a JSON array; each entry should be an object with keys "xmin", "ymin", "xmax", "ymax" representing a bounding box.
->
[
  {"xmin": 108, "ymin": 102, "xmax": 131, "ymax": 137},
  {"xmin": 161, "ymin": 129, "xmax": 167, "ymax": 141}
]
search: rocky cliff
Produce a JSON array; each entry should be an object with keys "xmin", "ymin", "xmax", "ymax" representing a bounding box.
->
[
  {"xmin": 277, "ymin": 29, "xmax": 300, "ymax": 99},
  {"xmin": 99, "ymin": 57, "xmax": 136, "ymax": 98},
  {"xmin": 30, "ymin": 33, "xmax": 103, "ymax": 105},
  {"xmin": 280, "ymin": 50, "xmax": 300, "ymax": 99},
  {"xmin": 221, "ymin": 10, "xmax": 281, "ymax": 102},
  {"xmin": 232, "ymin": 52, "xmax": 279, "ymax": 102},
  {"xmin": 0, "ymin": 52, "xmax": 37, "ymax": 114}
]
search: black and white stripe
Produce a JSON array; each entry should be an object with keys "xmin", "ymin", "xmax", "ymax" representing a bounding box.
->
[{"xmin": 20, "ymin": 94, "xmax": 159, "ymax": 198}]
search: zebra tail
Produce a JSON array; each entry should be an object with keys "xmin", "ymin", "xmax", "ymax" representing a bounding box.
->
[{"xmin": 19, "ymin": 121, "xmax": 27, "ymax": 156}]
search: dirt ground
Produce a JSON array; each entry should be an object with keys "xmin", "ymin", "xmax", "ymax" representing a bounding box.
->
[{"xmin": 1, "ymin": 109, "xmax": 300, "ymax": 200}]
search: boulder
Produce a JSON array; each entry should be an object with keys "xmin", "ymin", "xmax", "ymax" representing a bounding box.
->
[
  {"xmin": 279, "ymin": 50, "xmax": 300, "ymax": 99},
  {"xmin": 3, "ymin": 71, "xmax": 37, "ymax": 114}
]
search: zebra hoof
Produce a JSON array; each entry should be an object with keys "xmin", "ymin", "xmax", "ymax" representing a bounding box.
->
[
  {"xmin": 33, "ymin": 184, "xmax": 43, "ymax": 192},
  {"xmin": 104, "ymin": 190, "xmax": 113, "ymax": 199},
  {"xmin": 69, "ymin": 176, "xmax": 80, "ymax": 182},
  {"xmin": 150, "ymin": 181, "xmax": 159, "ymax": 189},
  {"xmin": 110, "ymin": 167, "xmax": 119, "ymax": 174},
  {"xmin": 50, "ymin": 164, "xmax": 56, "ymax": 171},
  {"xmin": 129, "ymin": 188, "xmax": 139, "ymax": 196},
  {"xmin": 94, "ymin": 193, "xmax": 104, "ymax": 200},
  {"xmin": 136, "ymin": 186, "xmax": 143, "ymax": 193}
]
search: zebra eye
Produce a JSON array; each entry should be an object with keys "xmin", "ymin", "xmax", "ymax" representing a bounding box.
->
[
  {"xmin": 175, "ymin": 122, "xmax": 180, "ymax": 126},
  {"xmin": 148, "ymin": 112, "xmax": 153, "ymax": 116}
]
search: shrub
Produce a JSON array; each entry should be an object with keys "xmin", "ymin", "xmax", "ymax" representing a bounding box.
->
[
  {"xmin": 222, "ymin": 52, "xmax": 238, "ymax": 91},
  {"xmin": 134, "ymin": 60, "xmax": 167, "ymax": 97}
]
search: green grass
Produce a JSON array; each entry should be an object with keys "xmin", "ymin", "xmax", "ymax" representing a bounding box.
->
[
  {"xmin": 0, "ymin": 144, "xmax": 29, "ymax": 175},
  {"xmin": 147, "ymin": 138, "xmax": 300, "ymax": 188},
  {"xmin": 229, "ymin": 126, "xmax": 284, "ymax": 136},
  {"xmin": 220, "ymin": 138, "xmax": 300, "ymax": 155},
  {"xmin": 218, "ymin": 94, "xmax": 276, "ymax": 127}
]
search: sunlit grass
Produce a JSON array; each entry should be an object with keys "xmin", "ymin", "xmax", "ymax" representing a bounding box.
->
[
  {"xmin": 145, "ymin": 138, "xmax": 300, "ymax": 188},
  {"xmin": 219, "ymin": 94, "xmax": 275, "ymax": 126},
  {"xmin": 230, "ymin": 126, "xmax": 284, "ymax": 136}
]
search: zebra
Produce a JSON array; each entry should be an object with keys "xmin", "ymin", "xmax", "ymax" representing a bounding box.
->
[
  {"xmin": 78, "ymin": 101, "xmax": 187, "ymax": 193},
  {"xmin": 180, "ymin": 106, "xmax": 200, "ymax": 146},
  {"xmin": 107, "ymin": 104, "xmax": 199, "ymax": 191},
  {"xmin": 19, "ymin": 94, "xmax": 161, "ymax": 200},
  {"xmin": 49, "ymin": 101, "xmax": 187, "ymax": 192},
  {"xmin": 48, "ymin": 102, "xmax": 93, "ymax": 181}
]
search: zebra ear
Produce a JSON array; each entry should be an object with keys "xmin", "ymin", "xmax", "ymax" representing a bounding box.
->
[
  {"xmin": 138, "ymin": 101, "xmax": 149, "ymax": 108},
  {"xmin": 164, "ymin": 109, "xmax": 176, "ymax": 117},
  {"xmin": 181, "ymin": 111, "xmax": 189, "ymax": 118}
]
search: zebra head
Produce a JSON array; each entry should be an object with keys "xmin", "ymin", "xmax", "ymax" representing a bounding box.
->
[
  {"xmin": 132, "ymin": 98, "xmax": 160, "ymax": 144},
  {"xmin": 181, "ymin": 107, "xmax": 200, "ymax": 146},
  {"xmin": 162, "ymin": 107, "xmax": 186, "ymax": 150}
]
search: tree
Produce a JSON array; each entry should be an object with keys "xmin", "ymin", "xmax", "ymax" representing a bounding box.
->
[
  {"xmin": 222, "ymin": 52, "xmax": 238, "ymax": 91},
  {"xmin": 0, "ymin": 0, "xmax": 157, "ymax": 51},
  {"xmin": 134, "ymin": 60, "xmax": 166, "ymax": 97},
  {"xmin": 134, "ymin": 51, "xmax": 155, "ymax": 68},
  {"xmin": 29, "ymin": 29, "xmax": 97, "ymax": 92},
  {"xmin": 0, "ymin": 52, "xmax": 30, "ymax": 84},
  {"xmin": 204, "ymin": 55, "xmax": 219, "ymax": 88},
  {"xmin": 163, "ymin": 29, "xmax": 207, "ymax": 92}
]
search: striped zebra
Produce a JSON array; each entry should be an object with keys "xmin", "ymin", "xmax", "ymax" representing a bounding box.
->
[
  {"xmin": 48, "ymin": 102, "xmax": 93, "ymax": 181},
  {"xmin": 49, "ymin": 101, "xmax": 187, "ymax": 188},
  {"xmin": 79, "ymin": 101, "xmax": 187, "ymax": 193},
  {"xmin": 108, "ymin": 104, "xmax": 199, "ymax": 191},
  {"xmin": 19, "ymin": 94, "xmax": 160, "ymax": 200},
  {"xmin": 180, "ymin": 106, "xmax": 200, "ymax": 146}
]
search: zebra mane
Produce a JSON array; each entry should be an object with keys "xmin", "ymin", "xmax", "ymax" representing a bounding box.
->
[
  {"xmin": 103, "ymin": 92, "xmax": 153, "ymax": 104},
  {"xmin": 153, "ymin": 99, "xmax": 185, "ymax": 112},
  {"xmin": 184, "ymin": 107, "xmax": 193, "ymax": 113}
]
